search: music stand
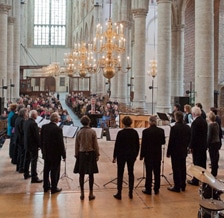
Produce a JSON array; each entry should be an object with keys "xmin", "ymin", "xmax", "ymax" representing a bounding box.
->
[
  {"xmin": 60, "ymin": 126, "xmax": 79, "ymax": 181},
  {"xmin": 157, "ymin": 112, "xmax": 170, "ymax": 121},
  {"xmin": 135, "ymin": 162, "xmax": 146, "ymax": 188}
]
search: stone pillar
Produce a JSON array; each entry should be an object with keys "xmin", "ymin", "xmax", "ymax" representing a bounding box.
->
[
  {"xmin": 195, "ymin": 0, "xmax": 214, "ymax": 112},
  {"xmin": 110, "ymin": 0, "xmax": 119, "ymax": 101},
  {"xmin": 0, "ymin": 4, "xmax": 11, "ymax": 98},
  {"xmin": 7, "ymin": 16, "xmax": 15, "ymax": 101},
  {"xmin": 13, "ymin": 0, "xmax": 20, "ymax": 101},
  {"xmin": 156, "ymin": 0, "xmax": 172, "ymax": 113},
  {"xmin": 113, "ymin": 0, "xmax": 129, "ymax": 104},
  {"xmin": 171, "ymin": 24, "xmax": 185, "ymax": 97},
  {"xmin": 132, "ymin": 5, "xmax": 148, "ymax": 109}
]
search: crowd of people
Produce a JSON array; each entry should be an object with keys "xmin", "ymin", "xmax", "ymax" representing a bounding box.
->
[
  {"xmin": 1, "ymin": 94, "xmax": 223, "ymax": 201},
  {"xmin": 66, "ymin": 92, "xmax": 120, "ymax": 128}
]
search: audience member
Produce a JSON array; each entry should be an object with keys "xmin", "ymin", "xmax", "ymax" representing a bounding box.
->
[
  {"xmin": 195, "ymin": 102, "xmax": 206, "ymax": 119},
  {"xmin": 184, "ymin": 104, "xmax": 193, "ymax": 124}
]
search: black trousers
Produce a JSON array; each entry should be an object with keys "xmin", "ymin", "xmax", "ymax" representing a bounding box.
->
[
  {"xmin": 17, "ymin": 143, "xmax": 25, "ymax": 171},
  {"xmin": 192, "ymin": 149, "xmax": 207, "ymax": 184},
  {"xmin": 171, "ymin": 156, "xmax": 186, "ymax": 190},
  {"xmin": 117, "ymin": 157, "xmax": 136, "ymax": 192},
  {"xmin": 209, "ymin": 144, "xmax": 220, "ymax": 177},
  {"xmin": 24, "ymin": 149, "xmax": 38, "ymax": 179},
  {"xmin": 43, "ymin": 159, "xmax": 61, "ymax": 190},
  {"xmin": 145, "ymin": 160, "xmax": 161, "ymax": 192}
]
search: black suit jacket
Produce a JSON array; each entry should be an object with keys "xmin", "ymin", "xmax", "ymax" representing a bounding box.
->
[
  {"xmin": 41, "ymin": 122, "xmax": 66, "ymax": 162},
  {"xmin": 23, "ymin": 118, "xmax": 40, "ymax": 152},
  {"xmin": 140, "ymin": 125, "xmax": 165, "ymax": 161},
  {"xmin": 189, "ymin": 116, "xmax": 208, "ymax": 151},
  {"xmin": 167, "ymin": 122, "xmax": 191, "ymax": 158}
]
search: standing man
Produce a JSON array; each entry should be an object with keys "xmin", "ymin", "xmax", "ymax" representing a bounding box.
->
[
  {"xmin": 167, "ymin": 111, "xmax": 191, "ymax": 192},
  {"xmin": 140, "ymin": 116, "xmax": 166, "ymax": 195},
  {"xmin": 41, "ymin": 112, "xmax": 66, "ymax": 194},
  {"xmin": 187, "ymin": 106, "xmax": 208, "ymax": 186},
  {"xmin": 23, "ymin": 110, "xmax": 42, "ymax": 183}
]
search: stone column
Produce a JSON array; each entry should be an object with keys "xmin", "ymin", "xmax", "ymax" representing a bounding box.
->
[
  {"xmin": 113, "ymin": 0, "xmax": 129, "ymax": 104},
  {"xmin": 132, "ymin": 4, "xmax": 149, "ymax": 109},
  {"xmin": 171, "ymin": 24, "xmax": 185, "ymax": 97},
  {"xmin": 13, "ymin": 0, "xmax": 20, "ymax": 101},
  {"xmin": 195, "ymin": 0, "xmax": 214, "ymax": 112},
  {"xmin": 156, "ymin": 0, "xmax": 172, "ymax": 113},
  {"xmin": 7, "ymin": 16, "xmax": 15, "ymax": 101},
  {"xmin": 0, "ymin": 4, "xmax": 11, "ymax": 98}
]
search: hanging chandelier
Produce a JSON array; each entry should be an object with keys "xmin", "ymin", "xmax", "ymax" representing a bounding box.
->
[
  {"xmin": 64, "ymin": 42, "xmax": 95, "ymax": 77},
  {"xmin": 93, "ymin": 18, "xmax": 131, "ymax": 81}
]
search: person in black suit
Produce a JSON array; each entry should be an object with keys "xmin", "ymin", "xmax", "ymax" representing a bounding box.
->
[
  {"xmin": 167, "ymin": 111, "xmax": 191, "ymax": 192},
  {"xmin": 15, "ymin": 108, "xmax": 29, "ymax": 173},
  {"xmin": 140, "ymin": 116, "xmax": 165, "ymax": 195},
  {"xmin": 23, "ymin": 110, "xmax": 42, "ymax": 183},
  {"xmin": 113, "ymin": 116, "xmax": 139, "ymax": 200},
  {"xmin": 188, "ymin": 106, "xmax": 208, "ymax": 186},
  {"xmin": 41, "ymin": 112, "xmax": 66, "ymax": 194}
]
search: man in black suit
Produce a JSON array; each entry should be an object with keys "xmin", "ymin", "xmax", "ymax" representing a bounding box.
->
[
  {"xmin": 140, "ymin": 116, "xmax": 166, "ymax": 195},
  {"xmin": 188, "ymin": 106, "xmax": 208, "ymax": 186},
  {"xmin": 167, "ymin": 111, "xmax": 191, "ymax": 192},
  {"xmin": 41, "ymin": 112, "xmax": 66, "ymax": 194},
  {"xmin": 23, "ymin": 110, "xmax": 42, "ymax": 183}
]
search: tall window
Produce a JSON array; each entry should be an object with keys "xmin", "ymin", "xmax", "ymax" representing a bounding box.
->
[{"xmin": 34, "ymin": 0, "xmax": 66, "ymax": 46}]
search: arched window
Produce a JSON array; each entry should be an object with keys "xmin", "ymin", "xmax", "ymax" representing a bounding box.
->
[{"xmin": 34, "ymin": 0, "xmax": 66, "ymax": 46}]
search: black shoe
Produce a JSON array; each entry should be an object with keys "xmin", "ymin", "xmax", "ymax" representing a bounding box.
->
[
  {"xmin": 142, "ymin": 189, "xmax": 151, "ymax": 195},
  {"xmin": 19, "ymin": 169, "xmax": 24, "ymax": 173},
  {"xmin": 167, "ymin": 187, "xmax": 180, "ymax": 193},
  {"xmin": 154, "ymin": 190, "xmax": 159, "ymax": 195},
  {"xmin": 181, "ymin": 187, "xmax": 186, "ymax": 192},
  {"xmin": 187, "ymin": 180, "xmax": 199, "ymax": 186},
  {"xmin": 24, "ymin": 174, "xmax": 31, "ymax": 180},
  {"xmin": 44, "ymin": 187, "xmax": 51, "ymax": 193},
  {"xmin": 129, "ymin": 191, "xmax": 133, "ymax": 199},
  {"xmin": 113, "ymin": 193, "xmax": 121, "ymax": 200},
  {"xmin": 31, "ymin": 178, "xmax": 43, "ymax": 183},
  {"xmin": 89, "ymin": 195, "xmax": 95, "ymax": 201},
  {"xmin": 51, "ymin": 188, "xmax": 62, "ymax": 194}
]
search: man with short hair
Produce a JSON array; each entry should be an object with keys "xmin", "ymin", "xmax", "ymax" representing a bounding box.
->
[
  {"xmin": 41, "ymin": 112, "xmax": 66, "ymax": 194},
  {"xmin": 140, "ymin": 116, "xmax": 166, "ymax": 195},
  {"xmin": 187, "ymin": 106, "xmax": 208, "ymax": 186},
  {"xmin": 167, "ymin": 111, "xmax": 191, "ymax": 192},
  {"xmin": 23, "ymin": 110, "xmax": 42, "ymax": 183}
]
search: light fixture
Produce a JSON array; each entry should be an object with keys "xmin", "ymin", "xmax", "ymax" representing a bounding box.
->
[
  {"xmin": 92, "ymin": 0, "xmax": 131, "ymax": 96},
  {"xmin": 148, "ymin": 3, "xmax": 157, "ymax": 115},
  {"xmin": 64, "ymin": 42, "xmax": 95, "ymax": 78}
]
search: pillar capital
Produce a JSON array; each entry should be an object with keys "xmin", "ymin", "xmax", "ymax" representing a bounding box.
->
[
  {"xmin": 8, "ymin": 16, "xmax": 15, "ymax": 25},
  {"xmin": 132, "ymin": 9, "xmax": 148, "ymax": 18},
  {"xmin": 0, "ymin": 4, "xmax": 11, "ymax": 14}
]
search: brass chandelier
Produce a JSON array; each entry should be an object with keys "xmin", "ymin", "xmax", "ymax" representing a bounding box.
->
[{"xmin": 64, "ymin": 42, "xmax": 95, "ymax": 77}]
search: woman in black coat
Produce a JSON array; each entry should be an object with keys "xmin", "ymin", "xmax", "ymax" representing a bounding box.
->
[{"xmin": 113, "ymin": 116, "xmax": 140, "ymax": 200}]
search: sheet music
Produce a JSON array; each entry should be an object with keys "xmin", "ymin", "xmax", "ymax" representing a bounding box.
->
[
  {"xmin": 35, "ymin": 116, "xmax": 43, "ymax": 124},
  {"xmin": 134, "ymin": 128, "xmax": 145, "ymax": 139},
  {"xmin": 38, "ymin": 119, "xmax": 50, "ymax": 128},
  {"xmin": 108, "ymin": 128, "xmax": 121, "ymax": 141},
  {"xmin": 62, "ymin": 125, "xmax": 79, "ymax": 138},
  {"xmin": 91, "ymin": 128, "xmax": 103, "ymax": 139}
]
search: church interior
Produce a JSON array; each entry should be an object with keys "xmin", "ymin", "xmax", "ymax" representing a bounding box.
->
[{"xmin": 0, "ymin": 0, "xmax": 224, "ymax": 217}]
